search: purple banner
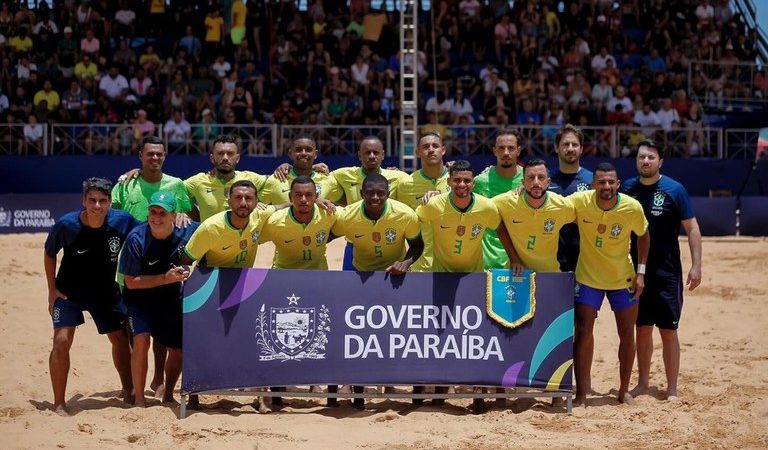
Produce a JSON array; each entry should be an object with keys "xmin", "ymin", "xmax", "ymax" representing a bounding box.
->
[
  {"xmin": 0, "ymin": 194, "xmax": 82, "ymax": 233},
  {"xmin": 182, "ymin": 269, "xmax": 574, "ymax": 394}
]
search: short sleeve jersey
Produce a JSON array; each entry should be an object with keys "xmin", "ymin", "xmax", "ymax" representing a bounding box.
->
[
  {"xmin": 112, "ymin": 174, "xmax": 193, "ymax": 221},
  {"xmin": 119, "ymin": 222, "xmax": 198, "ymax": 307},
  {"xmin": 258, "ymin": 169, "xmax": 339, "ymax": 205},
  {"xmin": 493, "ymin": 191, "xmax": 575, "ymax": 272},
  {"xmin": 473, "ymin": 166, "xmax": 523, "ymax": 269},
  {"xmin": 416, "ymin": 193, "xmax": 500, "ymax": 272},
  {"xmin": 45, "ymin": 209, "xmax": 139, "ymax": 302},
  {"xmin": 184, "ymin": 170, "xmax": 266, "ymax": 221},
  {"xmin": 548, "ymin": 166, "xmax": 594, "ymax": 271},
  {"xmin": 621, "ymin": 175, "xmax": 694, "ymax": 274},
  {"xmin": 331, "ymin": 199, "xmax": 421, "ymax": 271},
  {"xmin": 570, "ymin": 191, "xmax": 649, "ymax": 290},
  {"xmin": 395, "ymin": 167, "xmax": 450, "ymax": 271},
  {"xmin": 259, "ymin": 205, "xmax": 336, "ymax": 270},
  {"xmin": 183, "ymin": 207, "xmax": 274, "ymax": 268},
  {"xmin": 330, "ymin": 166, "xmax": 410, "ymax": 204}
]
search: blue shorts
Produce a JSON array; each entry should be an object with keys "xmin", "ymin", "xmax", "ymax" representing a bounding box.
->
[
  {"xmin": 126, "ymin": 304, "xmax": 182, "ymax": 349},
  {"xmin": 342, "ymin": 241, "xmax": 355, "ymax": 271},
  {"xmin": 52, "ymin": 298, "xmax": 126, "ymax": 334},
  {"xmin": 574, "ymin": 283, "xmax": 637, "ymax": 312},
  {"xmin": 637, "ymin": 272, "xmax": 684, "ymax": 330}
]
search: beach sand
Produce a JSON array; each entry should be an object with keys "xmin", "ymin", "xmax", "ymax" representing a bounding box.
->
[{"xmin": 1, "ymin": 234, "xmax": 767, "ymax": 449}]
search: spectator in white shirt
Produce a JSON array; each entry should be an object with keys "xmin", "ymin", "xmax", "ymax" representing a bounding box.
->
[
  {"xmin": 98, "ymin": 66, "xmax": 129, "ymax": 103},
  {"xmin": 163, "ymin": 109, "xmax": 191, "ymax": 152},
  {"xmin": 211, "ymin": 55, "xmax": 232, "ymax": 80},
  {"xmin": 23, "ymin": 114, "xmax": 44, "ymax": 155},
  {"xmin": 449, "ymin": 88, "xmax": 474, "ymax": 124},
  {"xmin": 590, "ymin": 47, "xmax": 616, "ymax": 75},
  {"xmin": 633, "ymin": 103, "xmax": 661, "ymax": 137},
  {"xmin": 425, "ymin": 91, "xmax": 453, "ymax": 124},
  {"xmin": 606, "ymin": 85, "xmax": 633, "ymax": 112},
  {"xmin": 656, "ymin": 98, "xmax": 681, "ymax": 131}
]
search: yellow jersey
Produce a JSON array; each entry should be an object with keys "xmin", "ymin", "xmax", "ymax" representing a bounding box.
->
[
  {"xmin": 184, "ymin": 170, "xmax": 267, "ymax": 221},
  {"xmin": 396, "ymin": 168, "xmax": 449, "ymax": 271},
  {"xmin": 259, "ymin": 205, "xmax": 336, "ymax": 270},
  {"xmin": 183, "ymin": 207, "xmax": 274, "ymax": 268},
  {"xmin": 570, "ymin": 191, "xmax": 649, "ymax": 290},
  {"xmin": 329, "ymin": 166, "xmax": 410, "ymax": 204},
  {"xmin": 493, "ymin": 191, "xmax": 575, "ymax": 272},
  {"xmin": 331, "ymin": 199, "xmax": 421, "ymax": 271},
  {"xmin": 258, "ymin": 169, "xmax": 339, "ymax": 205},
  {"xmin": 416, "ymin": 193, "xmax": 500, "ymax": 272}
]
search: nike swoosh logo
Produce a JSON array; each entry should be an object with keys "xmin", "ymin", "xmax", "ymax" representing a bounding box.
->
[
  {"xmin": 281, "ymin": 189, "xmax": 290, "ymax": 193},
  {"xmin": 76, "ymin": 249, "xmax": 88, "ymax": 254},
  {"xmin": 350, "ymin": 183, "xmax": 359, "ymax": 186},
  {"xmin": 205, "ymin": 189, "xmax": 215, "ymax": 193},
  {"xmin": 440, "ymin": 225, "xmax": 450, "ymax": 229},
  {"xmin": 354, "ymin": 234, "xmax": 365, "ymax": 238},
  {"xmin": 512, "ymin": 220, "xmax": 523, "ymax": 224},
  {"xmin": 148, "ymin": 260, "xmax": 160, "ymax": 266},
  {"xmin": 582, "ymin": 219, "xmax": 593, "ymax": 223},
  {"xmin": 284, "ymin": 239, "xmax": 295, "ymax": 243},
  {"xmin": 129, "ymin": 200, "xmax": 141, "ymax": 206},
  {"xmin": 222, "ymin": 245, "xmax": 232, "ymax": 250}
]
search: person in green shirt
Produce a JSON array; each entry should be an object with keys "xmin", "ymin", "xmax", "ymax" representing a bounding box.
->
[
  {"xmin": 473, "ymin": 128, "xmax": 524, "ymax": 269},
  {"xmin": 111, "ymin": 135, "xmax": 193, "ymax": 397}
]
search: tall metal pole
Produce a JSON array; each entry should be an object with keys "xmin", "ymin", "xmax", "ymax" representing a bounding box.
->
[{"xmin": 399, "ymin": 0, "xmax": 419, "ymax": 172}]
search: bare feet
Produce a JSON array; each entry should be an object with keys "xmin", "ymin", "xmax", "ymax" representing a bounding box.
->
[
  {"xmin": 629, "ymin": 384, "xmax": 648, "ymax": 397},
  {"xmin": 666, "ymin": 388, "xmax": 679, "ymax": 402},
  {"xmin": 119, "ymin": 388, "xmax": 135, "ymax": 405},
  {"xmin": 256, "ymin": 398, "xmax": 271, "ymax": 414},
  {"xmin": 618, "ymin": 392, "xmax": 635, "ymax": 405},
  {"xmin": 551, "ymin": 397, "xmax": 565, "ymax": 408},
  {"xmin": 134, "ymin": 398, "xmax": 147, "ymax": 408},
  {"xmin": 53, "ymin": 403, "xmax": 70, "ymax": 416},
  {"xmin": 150, "ymin": 379, "xmax": 163, "ymax": 393},
  {"xmin": 574, "ymin": 394, "xmax": 587, "ymax": 407},
  {"xmin": 153, "ymin": 384, "xmax": 165, "ymax": 400}
]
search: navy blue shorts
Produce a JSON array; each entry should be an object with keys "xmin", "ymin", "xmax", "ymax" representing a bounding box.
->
[
  {"xmin": 126, "ymin": 303, "xmax": 182, "ymax": 349},
  {"xmin": 51, "ymin": 298, "xmax": 125, "ymax": 334},
  {"xmin": 637, "ymin": 272, "xmax": 684, "ymax": 330},
  {"xmin": 342, "ymin": 241, "xmax": 355, "ymax": 271},
  {"xmin": 575, "ymin": 283, "xmax": 637, "ymax": 312}
]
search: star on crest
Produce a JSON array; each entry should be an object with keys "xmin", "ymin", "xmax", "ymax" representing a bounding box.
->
[{"xmin": 287, "ymin": 293, "xmax": 300, "ymax": 305}]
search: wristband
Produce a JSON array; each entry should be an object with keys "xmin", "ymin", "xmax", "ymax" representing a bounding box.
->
[{"xmin": 636, "ymin": 264, "xmax": 646, "ymax": 275}]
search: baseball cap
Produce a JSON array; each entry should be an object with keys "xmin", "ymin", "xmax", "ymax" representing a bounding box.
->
[{"xmin": 149, "ymin": 191, "xmax": 176, "ymax": 212}]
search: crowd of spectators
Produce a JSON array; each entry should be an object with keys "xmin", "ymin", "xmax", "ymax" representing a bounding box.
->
[{"xmin": 0, "ymin": 0, "xmax": 764, "ymax": 155}]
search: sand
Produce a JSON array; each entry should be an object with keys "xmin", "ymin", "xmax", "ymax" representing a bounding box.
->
[{"xmin": 1, "ymin": 234, "xmax": 767, "ymax": 449}]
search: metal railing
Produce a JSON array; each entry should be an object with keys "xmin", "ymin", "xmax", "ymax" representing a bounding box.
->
[
  {"xmin": 688, "ymin": 60, "xmax": 768, "ymax": 111},
  {"xmin": 724, "ymin": 128, "xmax": 762, "ymax": 159},
  {"xmin": 279, "ymin": 125, "xmax": 392, "ymax": 156},
  {"xmin": 2, "ymin": 123, "xmax": 764, "ymax": 160},
  {"xmin": 1, "ymin": 124, "xmax": 48, "ymax": 155}
]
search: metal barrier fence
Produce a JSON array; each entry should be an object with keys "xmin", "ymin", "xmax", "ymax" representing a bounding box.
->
[
  {"xmin": 1, "ymin": 123, "xmax": 49, "ymax": 156},
  {"xmin": 279, "ymin": 125, "xmax": 392, "ymax": 156},
  {"xmin": 1, "ymin": 124, "xmax": 763, "ymax": 160},
  {"xmin": 689, "ymin": 60, "xmax": 768, "ymax": 111}
]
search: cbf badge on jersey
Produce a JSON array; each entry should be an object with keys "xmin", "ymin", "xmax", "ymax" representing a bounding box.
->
[{"xmin": 486, "ymin": 269, "xmax": 536, "ymax": 328}]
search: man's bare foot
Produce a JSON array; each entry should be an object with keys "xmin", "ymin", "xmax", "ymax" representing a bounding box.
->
[
  {"xmin": 618, "ymin": 392, "xmax": 635, "ymax": 405},
  {"xmin": 255, "ymin": 398, "xmax": 272, "ymax": 414},
  {"xmin": 629, "ymin": 384, "xmax": 648, "ymax": 397},
  {"xmin": 574, "ymin": 395, "xmax": 587, "ymax": 407},
  {"xmin": 119, "ymin": 388, "xmax": 135, "ymax": 405},
  {"xmin": 134, "ymin": 398, "xmax": 147, "ymax": 408},
  {"xmin": 53, "ymin": 403, "xmax": 70, "ymax": 416},
  {"xmin": 666, "ymin": 388, "xmax": 679, "ymax": 402},
  {"xmin": 187, "ymin": 395, "xmax": 200, "ymax": 410},
  {"xmin": 154, "ymin": 384, "xmax": 165, "ymax": 399},
  {"xmin": 495, "ymin": 398, "xmax": 506, "ymax": 408},
  {"xmin": 150, "ymin": 379, "xmax": 163, "ymax": 393},
  {"xmin": 551, "ymin": 397, "xmax": 565, "ymax": 408}
]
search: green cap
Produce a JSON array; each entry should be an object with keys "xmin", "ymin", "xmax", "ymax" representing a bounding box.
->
[{"xmin": 149, "ymin": 191, "xmax": 177, "ymax": 212}]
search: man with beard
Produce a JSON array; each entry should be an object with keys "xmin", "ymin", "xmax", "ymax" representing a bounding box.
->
[
  {"xmin": 472, "ymin": 129, "xmax": 524, "ymax": 269},
  {"xmin": 184, "ymin": 135, "xmax": 266, "ymax": 221},
  {"xmin": 416, "ymin": 160, "xmax": 500, "ymax": 273},
  {"xmin": 547, "ymin": 124, "xmax": 593, "ymax": 272},
  {"xmin": 622, "ymin": 140, "xmax": 702, "ymax": 402},
  {"xmin": 495, "ymin": 159, "xmax": 576, "ymax": 274},
  {"xmin": 259, "ymin": 137, "xmax": 338, "ymax": 205},
  {"xmin": 570, "ymin": 163, "xmax": 650, "ymax": 406}
]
